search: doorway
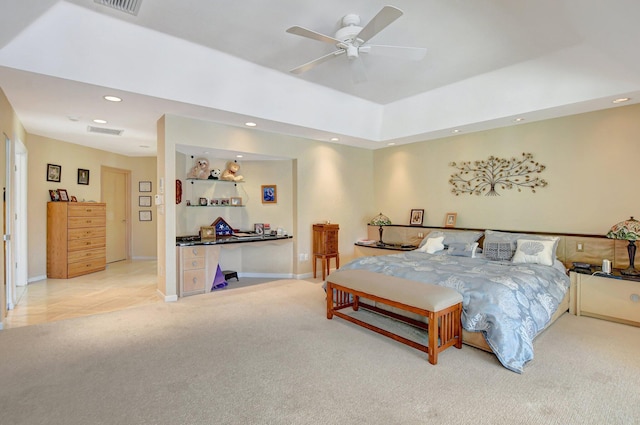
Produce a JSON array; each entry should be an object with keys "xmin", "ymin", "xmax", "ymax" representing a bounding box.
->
[
  {"xmin": 101, "ymin": 166, "xmax": 130, "ymax": 263},
  {"xmin": 4, "ymin": 135, "xmax": 28, "ymax": 311}
]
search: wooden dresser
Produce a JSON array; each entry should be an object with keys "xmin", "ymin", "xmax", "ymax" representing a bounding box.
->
[
  {"xmin": 313, "ymin": 223, "xmax": 339, "ymax": 280},
  {"xmin": 47, "ymin": 202, "xmax": 107, "ymax": 278}
]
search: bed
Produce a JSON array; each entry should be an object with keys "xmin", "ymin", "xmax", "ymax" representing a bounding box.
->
[{"xmin": 337, "ymin": 229, "xmax": 575, "ymax": 373}]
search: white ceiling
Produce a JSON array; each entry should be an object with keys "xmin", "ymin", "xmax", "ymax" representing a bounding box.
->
[{"xmin": 1, "ymin": 0, "xmax": 639, "ymax": 157}]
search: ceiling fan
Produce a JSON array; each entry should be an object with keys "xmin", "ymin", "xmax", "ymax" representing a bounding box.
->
[{"xmin": 286, "ymin": 5, "xmax": 427, "ymax": 81}]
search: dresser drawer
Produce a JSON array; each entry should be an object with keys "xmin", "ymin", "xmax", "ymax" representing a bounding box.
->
[
  {"xmin": 182, "ymin": 269, "xmax": 207, "ymax": 293},
  {"xmin": 68, "ymin": 204, "xmax": 106, "ymax": 217},
  {"xmin": 68, "ymin": 216, "xmax": 106, "ymax": 228},
  {"xmin": 182, "ymin": 246, "xmax": 206, "ymax": 260},
  {"xmin": 68, "ymin": 257, "xmax": 106, "ymax": 278},
  {"xmin": 580, "ymin": 275, "xmax": 640, "ymax": 325},
  {"xmin": 183, "ymin": 256, "xmax": 205, "ymax": 271},
  {"xmin": 68, "ymin": 237, "xmax": 106, "ymax": 252},
  {"xmin": 68, "ymin": 248, "xmax": 105, "ymax": 263},
  {"xmin": 68, "ymin": 227, "xmax": 106, "ymax": 241}
]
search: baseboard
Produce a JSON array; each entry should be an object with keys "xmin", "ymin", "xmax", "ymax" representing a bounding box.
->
[
  {"xmin": 131, "ymin": 256, "xmax": 157, "ymax": 260},
  {"xmin": 295, "ymin": 272, "xmax": 315, "ymax": 279},
  {"xmin": 28, "ymin": 275, "xmax": 47, "ymax": 283},
  {"xmin": 158, "ymin": 289, "xmax": 178, "ymax": 302}
]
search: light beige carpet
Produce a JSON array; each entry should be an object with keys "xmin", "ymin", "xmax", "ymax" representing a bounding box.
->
[{"xmin": 1, "ymin": 279, "xmax": 639, "ymax": 425}]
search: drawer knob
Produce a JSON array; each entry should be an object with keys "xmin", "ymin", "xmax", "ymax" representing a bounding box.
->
[
  {"xmin": 192, "ymin": 249, "xmax": 198, "ymax": 255},
  {"xmin": 631, "ymin": 294, "xmax": 640, "ymax": 303},
  {"xmin": 192, "ymin": 261, "xmax": 198, "ymax": 266},
  {"xmin": 192, "ymin": 277, "xmax": 198, "ymax": 284}
]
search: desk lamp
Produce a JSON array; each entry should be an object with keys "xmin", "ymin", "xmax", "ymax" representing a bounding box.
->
[
  {"xmin": 370, "ymin": 212, "xmax": 391, "ymax": 245},
  {"xmin": 606, "ymin": 216, "xmax": 640, "ymax": 276}
]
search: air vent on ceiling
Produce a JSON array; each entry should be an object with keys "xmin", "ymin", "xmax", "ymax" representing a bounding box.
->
[
  {"xmin": 94, "ymin": 0, "xmax": 142, "ymax": 16},
  {"xmin": 87, "ymin": 126, "xmax": 124, "ymax": 136}
]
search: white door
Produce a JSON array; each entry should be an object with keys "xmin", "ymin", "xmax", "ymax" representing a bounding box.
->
[
  {"xmin": 5, "ymin": 136, "xmax": 28, "ymax": 311},
  {"xmin": 102, "ymin": 167, "xmax": 129, "ymax": 263}
]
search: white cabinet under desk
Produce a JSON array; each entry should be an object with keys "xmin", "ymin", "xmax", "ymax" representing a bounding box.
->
[
  {"xmin": 571, "ymin": 271, "xmax": 640, "ymax": 327},
  {"xmin": 176, "ymin": 245, "xmax": 221, "ymax": 297}
]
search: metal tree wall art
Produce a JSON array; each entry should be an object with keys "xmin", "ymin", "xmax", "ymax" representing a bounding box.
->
[{"xmin": 449, "ymin": 153, "xmax": 547, "ymax": 196}]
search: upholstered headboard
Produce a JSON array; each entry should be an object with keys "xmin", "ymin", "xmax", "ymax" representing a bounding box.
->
[{"xmin": 367, "ymin": 225, "xmax": 635, "ymax": 270}]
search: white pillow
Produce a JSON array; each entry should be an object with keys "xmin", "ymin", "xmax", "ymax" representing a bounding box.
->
[
  {"xmin": 416, "ymin": 236, "xmax": 445, "ymax": 254},
  {"xmin": 511, "ymin": 238, "xmax": 557, "ymax": 266}
]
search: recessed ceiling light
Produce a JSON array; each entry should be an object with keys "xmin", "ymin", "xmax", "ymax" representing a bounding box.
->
[
  {"xmin": 330, "ymin": 137, "xmax": 339, "ymax": 142},
  {"xmin": 613, "ymin": 97, "xmax": 630, "ymax": 104},
  {"xmin": 139, "ymin": 145, "xmax": 150, "ymax": 148},
  {"xmin": 514, "ymin": 117, "xmax": 525, "ymax": 122},
  {"xmin": 103, "ymin": 95, "xmax": 122, "ymax": 102},
  {"xmin": 387, "ymin": 142, "xmax": 396, "ymax": 146},
  {"xmin": 236, "ymin": 154, "xmax": 243, "ymax": 158},
  {"xmin": 452, "ymin": 129, "xmax": 460, "ymax": 133},
  {"xmin": 245, "ymin": 122, "xmax": 257, "ymax": 127},
  {"xmin": 93, "ymin": 119, "xmax": 107, "ymax": 124}
]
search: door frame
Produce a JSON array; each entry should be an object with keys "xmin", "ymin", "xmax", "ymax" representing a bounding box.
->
[{"xmin": 101, "ymin": 166, "xmax": 131, "ymax": 262}]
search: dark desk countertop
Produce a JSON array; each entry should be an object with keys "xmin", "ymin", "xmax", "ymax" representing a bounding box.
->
[{"xmin": 176, "ymin": 235, "xmax": 292, "ymax": 246}]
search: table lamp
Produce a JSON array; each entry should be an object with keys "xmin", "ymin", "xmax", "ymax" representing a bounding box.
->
[
  {"xmin": 606, "ymin": 216, "xmax": 640, "ymax": 276},
  {"xmin": 370, "ymin": 212, "xmax": 391, "ymax": 245}
]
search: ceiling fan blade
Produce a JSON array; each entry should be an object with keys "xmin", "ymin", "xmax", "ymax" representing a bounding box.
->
[
  {"xmin": 286, "ymin": 26, "xmax": 342, "ymax": 45},
  {"xmin": 362, "ymin": 44, "xmax": 427, "ymax": 61},
  {"xmin": 289, "ymin": 50, "xmax": 345, "ymax": 74},
  {"xmin": 355, "ymin": 5, "xmax": 403, "ymax": 45}
]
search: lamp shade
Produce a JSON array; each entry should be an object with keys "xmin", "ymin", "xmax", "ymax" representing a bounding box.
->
[
  {"xmin": 370, "ymin": 212, "xmax": 391, "ymax": 226},
  {"xmin": 606, "ymin": 216, "xmax": 640, "ymax": 241}
]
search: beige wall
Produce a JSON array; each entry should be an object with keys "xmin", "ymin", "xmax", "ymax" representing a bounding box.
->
[
  {"xmin": 26, "ymin": 134, "xmax": 157, "ymax": 279},
  {"xmin": 159, "ymin": 114, "xmax": 375, "ymax": 295},
  {"xmin": 374, "ymin": 104, "xmax": 639, "ymax": 235},
  {"xmin": 0, "ymin": 87, "xmax": 26, "ymax": 327}
]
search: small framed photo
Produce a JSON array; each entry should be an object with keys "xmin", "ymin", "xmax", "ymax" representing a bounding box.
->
[
  {"xmin": 220, "ymin": 198, "xmax": 230, "ymax": 205},
  {"xmin": 254, "ymin": 223, "xmax": 264, "ymax": 235},
  {"xmin": 57, "ymin": 189, "xmax": 69, "ymax": 202},
  {"xmin": 210, "ymin": 198, "xmax": 220, "ymax": 206},
  {"xmin": 47, "ymin": 163, "xmax": 61, "ymax": 182},
  {"xmin": 445, "ymin": 212, "xmax": 457, "ymax": 228},
  {"xmin": 261, "ymin": 184, "xmax": 277, "ymax": 204},
  {"xmin": 230, "ymin": 197, "xmax": 242, "ymax": 206},
  {"xmin": 70, "ymin": 196, "xmax": 78, "ymax": 202},
  {"xmin": 200, "ymin": 226, "xmax": 217, "ymax": 242},
  {"xmin": 139, "ymin": 195, "xmax": 152, "ymax": 207},
  {"xmin": 77, "ymin": 168, "xmax": 90, "ymax": 185},
  {"xmin": 139, "ymin": 210, "xmax": 152, "ymax": 221},
  {"xmin": 49, "ymin": 189, "xmax": 60, "ymax": 201},
  {"xmin": 139, "ymin": 181, "xmax": 152, "ymax": 192},
  {"xmin": 199, "ymin": 197, "xmax": 208, "ymax": 206},
  {"xmin": 410, "ymin": 209, "xmax": 424, "ymax": 226}
]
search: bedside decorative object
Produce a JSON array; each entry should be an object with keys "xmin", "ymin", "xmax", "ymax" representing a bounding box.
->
[
  {"xmin": 370, "ymin": 212, "xmax": 391, "ymax": 244},
  {"xmin": 606, "ymin": 216, "xmax": 640, "ymax": 276},
  {"xmin": 445, "ymin": 212, "xmax": 457, "ymax": 228},
  {"xmin": 410, "ymin": 209, "xmax": 424, "ymax": 226},
  {"xmin": 200, "ymin": 226, "xmax": 216, "ymax": 242}
]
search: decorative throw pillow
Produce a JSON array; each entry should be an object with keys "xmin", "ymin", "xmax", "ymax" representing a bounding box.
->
[
  {"xmin": 416, "ymin": 236, "xmax": 445, "ymax": 254},
  {"xmin": 511, "ymin": 239, "xmax": 556, "ymax": 266},
  {"xmin": 418, "ymin": 230, "xmax": 483, "ymax": 248},
  {"xmin": 484, "ymin": 230, "xmax": 559, "ymax": 259},
  {"xmin": 484, "ymin": 242, "xmax": 514, "ymax": 261},
  {"xmin": 447, "ymin": 242, "xmax": 479, "ymax": 258}
]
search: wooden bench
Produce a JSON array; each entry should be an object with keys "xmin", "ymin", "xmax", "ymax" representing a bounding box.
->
[{"xmin": 326, "ymin": 269, "xmax": 463, "ymax": 365}]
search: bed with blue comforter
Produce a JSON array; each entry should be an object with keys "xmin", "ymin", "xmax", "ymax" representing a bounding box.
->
[{"xmin": 338, "ymin": 251, "xmax": 570, "ymax": 373}]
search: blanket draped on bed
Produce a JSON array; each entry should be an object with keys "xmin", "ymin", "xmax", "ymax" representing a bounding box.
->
[{"xmin": 338, "ymin": 252, "xmax": 570, "ymax": 373}]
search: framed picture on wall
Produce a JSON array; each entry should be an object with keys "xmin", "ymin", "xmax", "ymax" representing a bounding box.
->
[
  {"xmin": 445, "ymin": 212, "xmax": 457, "ymax": 228},
  {"xmin": 261, "ymin": 185, "xmax": 277, "ymax": 204},
  {"xmin": 77, "ymin": 168, "xmax": 90, "ymax": 185},
  {"xmin": 47, "ymin": 163, "xmax": 61, "ymax": 182},
  {"xmin": 139, "ymin": 181, "xmax": 152, "ymax": 192},
  {"xmin": 410, "ymin": 209, "xmax": 424, "ymax": 226},
  {"xmin": 139, "ymin": 195, "xmax": 152, "ymax": 207},
  {"xmin": 139, "ymin": 210, "xmax": 152, "ymax": 221}
]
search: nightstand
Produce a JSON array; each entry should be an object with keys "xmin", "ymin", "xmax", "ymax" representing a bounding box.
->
[{"xmin": 571, "ymin": 270, "xmax": 640, "ymax": 327}]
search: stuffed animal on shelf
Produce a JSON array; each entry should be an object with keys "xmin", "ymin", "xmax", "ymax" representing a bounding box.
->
[
  {"xmin": 187, "ymin": 157, "xmax": 210, "ymax": 180},
  {"xmin": 220, "ymin": 160, "xmax": 244, "ymax": 182},
  {"xmin": 208, "ymin": 168, "xmax": 221, "ymax": 180}
]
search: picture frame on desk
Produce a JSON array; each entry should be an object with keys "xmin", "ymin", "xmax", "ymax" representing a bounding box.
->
[
  {"xmin": 49, "ymin": 189, "xmax": 59, "ymax": 201},
  {"xmin": 410, "ymin": 209, "xmax": 424, "ymax": 226},
  {"xmin": 57, "ymin": 189, "xmax": 69, "ymax": 202},
  {"xmin": 200, "ymin": 226, "xmax": 217, "ymax": 242}
]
